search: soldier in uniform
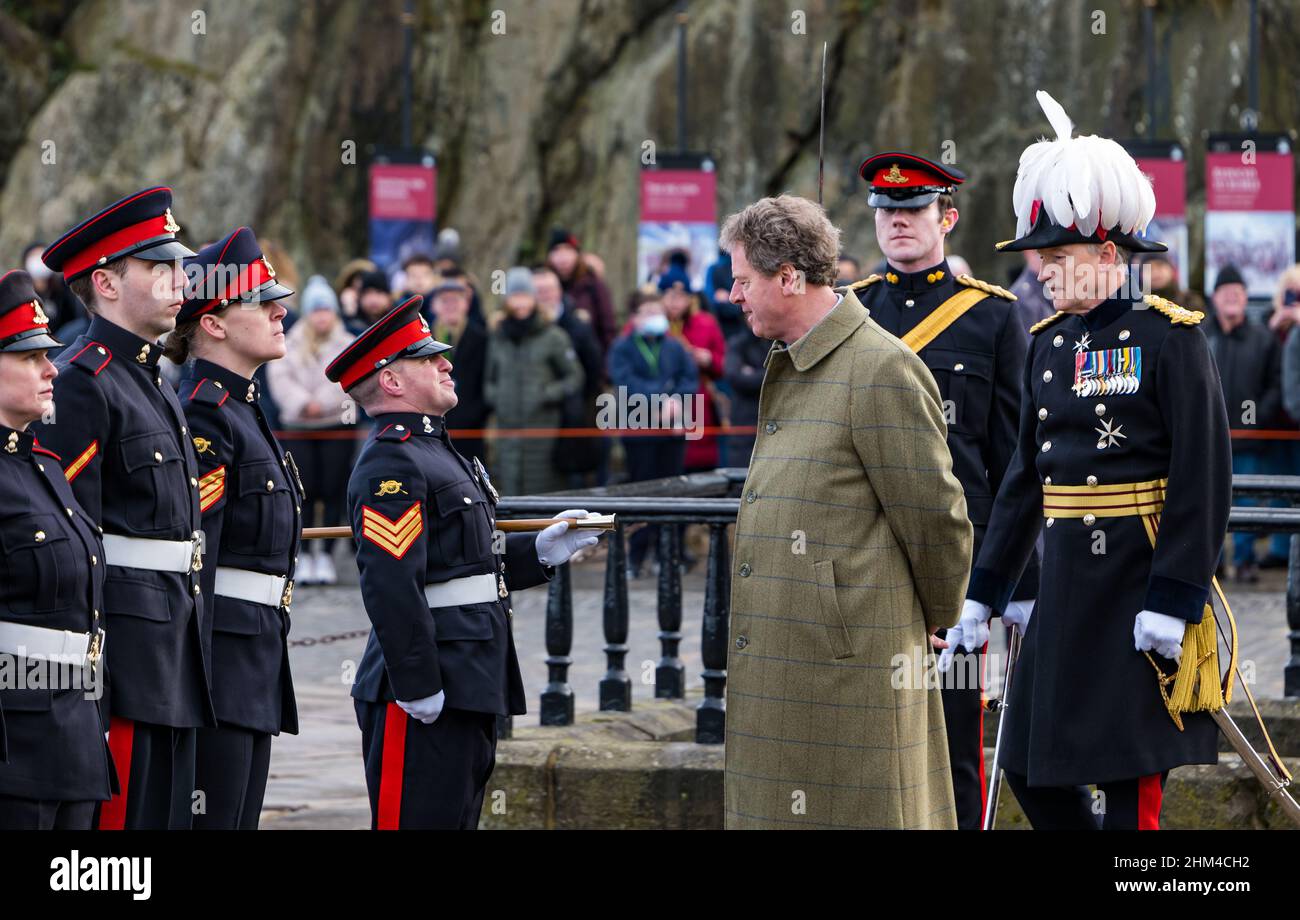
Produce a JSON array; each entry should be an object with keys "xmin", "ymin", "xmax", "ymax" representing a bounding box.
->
[
  {"xmin": 34, "ymin": 187, "xmax": 215, "ymax": 830},
  {"xmin": 948, "ymin": 92, "xmax": 1230, "ymax": 829},
  {"xmin": 167, "ymin": 227, "xmax": 301, "ymax": 829},
  {"xmin": 324, "ymin": 297, "xmax": 601, "ymax": 829},
  {"xmin": 848, "ymin": 152, "xmax": 1038, "ymax": 829},
  {"xmin": 0, "ymin": 271, "xmax": 113, "ymax": 830}
]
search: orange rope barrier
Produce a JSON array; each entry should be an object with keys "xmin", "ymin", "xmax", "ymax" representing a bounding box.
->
[{"xmin": 271, "ymin": 425, "xmax": 761, "ymax": 440}]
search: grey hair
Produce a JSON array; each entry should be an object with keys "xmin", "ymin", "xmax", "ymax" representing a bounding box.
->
[{"xmin": 719, "ymin": 195, "xmax": 841, "ymax": 288}]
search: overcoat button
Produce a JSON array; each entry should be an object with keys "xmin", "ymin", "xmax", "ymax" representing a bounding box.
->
[
  {"xmin": 735, "ymin": 636, "xmax": 749, "ymax": 650},
  {"xmin": 739, "ymin": 563, "xmax": 752, "ymax": 577}
]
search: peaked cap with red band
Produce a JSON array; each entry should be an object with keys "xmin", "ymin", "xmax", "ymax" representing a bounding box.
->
[
  {"xmin": 42, "ymin": 186, "xmax": 195, "ymax": 281},
  {"xmin": 0, "ymin": 270, "xmax": 62, "ymax": 352},
  {"xmin": 325, "ymin": 295, "xmax": 451, "ymax": 391},
  {"xmin": 858, "ymin": 152, "xmax": 966, "ymax": 209},
  {"xmin": 178, "ymin": 226, "xmax": 294, "ymax": 324}
]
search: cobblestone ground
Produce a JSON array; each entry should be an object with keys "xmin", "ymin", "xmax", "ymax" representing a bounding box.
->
[{"xmin": 260, "ymin": 539, "xmax": 1293, "ymax": 829}]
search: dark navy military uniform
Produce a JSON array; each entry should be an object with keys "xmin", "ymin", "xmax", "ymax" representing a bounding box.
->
[
  {"xmin": 348, "ymin": 412, "xmax": 550, "ymax": 829},
  {"xmin": 34, "ymin": 187, "xmax": 213, "ymax": 829},
  {"xmin": 854, "ymin": 264, "xmax": 1038, "ymax": 829},
  {"xmin": 182, "ymin": 360, "xmax": 301, "ymax": 829},
  {"xmin": 0, "ymin": 271, "xmax": 114, "ymax": 830},
  {"xmin": 855, "ymin": 150, "xmax": 1040, "ymax": 829},
  {"xmin": 967, "ymin": 293, "xmax": 1229, "ymax": 828}
]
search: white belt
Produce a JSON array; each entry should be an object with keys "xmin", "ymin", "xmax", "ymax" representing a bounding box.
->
[
  {"xmin": 0, "ymin": 621, "xmax": 105, "ymax": 668},
  {"xmin": 215, "ymin": 567, "xmax": 289, "ymax": 608},
  {"xmin": 102, "ymin": 533, "xmax": 201, "ymax": 574},
  {"xmin": 424, "ymin": 573, "xmax": 498, "ymax": 608}
]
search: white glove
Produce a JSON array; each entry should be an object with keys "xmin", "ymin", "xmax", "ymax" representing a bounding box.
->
[
  {"xmin": 1134, "ymin": 610, "xmax": 1184, "ymax": 662},
  {"xmin": 1003, "ymin": 600, "xmax": 1035, "ymax": 631},
  {"xmin": 938, "ymin": 599, "xmax": 992, "ymax": 673},
  {"xmin": 397, "ymin": 690, "xmax": 445, "ymax": 725},
  {"xmin": 535, "ymin": 509, "xmax": 600, "ymax": 566}
]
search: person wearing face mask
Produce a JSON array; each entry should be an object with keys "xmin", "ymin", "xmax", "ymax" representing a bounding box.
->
[
  {"xmin": 0, "ymin": 270, "xmax": 113, "ymax": 830},
  {"xmin": 608, "ymin": 291, "xmax": 699, "ymax": 576},
  {"xmin": 167, "ymin": 228, "xmax": 302, "ymax": 829},
  {"xmin": 33, "ymin": 187, "xmax": 214, "ymax": 830}
]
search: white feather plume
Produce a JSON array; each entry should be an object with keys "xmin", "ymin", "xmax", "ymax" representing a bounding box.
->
[{"xmin": 1011, "ymin": 91, "xmax": 1158, "ymax": 241}]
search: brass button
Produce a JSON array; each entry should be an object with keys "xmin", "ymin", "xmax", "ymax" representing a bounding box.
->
[
  {"xmin": 92, "ymin": 555, "xmax": 98, "ymax": 565},
  {"xmin": 191, "ymin": 477, "xmax": 198, "ymax": 487},
  {"xmin": 194, "ymin": 584, "xmax": 201, "ymax": 594},
  {"xmin": 34, "ymin": 530, "xmax": 45, "ymax": 542},
  {"xmin": 1083, "ymin": 513, "xmax": 1097, "ymax": 526},
  {"xmin": 739, "ymin": 563, "xmax": 752, "ymax": 577},
  {"xmin": 1038, "ymin": 408, "xmax": 1048, "ymax": 420},
  {"xmin": 266, "ymin": 480, "xmax": 274, "ymax": 491},
  {"xmin": 214, "ymin": 381, "xmax": 223, "ymax": 389},
  {"xmin": 65, "ymin": 507, "xmax": 72, "ymax": 517},
  {"xmin": 1119, "ymin": 330, "xmax": 1131, "ymax": 341},
  {"xmin": 96, "ymin": 347, "xmax": 107, "ymax": 355},
  {"xmin": 154, "ymin": 451, "xmax": 163, "ymax": 462},
  {"xmin": 1087, "ymin": 475, "xmax": 1098, "ymax": 487},
  {"xmin": 1052, "ymin": 335, "xmax": 1064, "ymax": 347},
  {"xmin": 396, "ymin": 425, "xmax": 406, "ymax": 431},
  {"xmin": 1043, "ymin": 370, "xmax": 1053, "ymax": 383},
  {"xmin": 745, "ymin": 490, "xmax": 756, "ymax": 503},
  {"xmin": 37, "ymin": 463, "xmax": 44, "ymax": 472},
  {"xmin": 1095, "ymin": 403, "xmax": 1106, "ymax": 416},
  {"xmin": 1044, "ymin": 476, "xmax": 1052, "ymax": 485},
  {"xmin": 463, "ymin": 496, "xmax": 472, "ymax": 504},
  {"xmin": 905, "ymin": 299, "xmax": 915, "ymax": 308},
  {"xmin": 181, "ymin": 427, "xmax": 187, "ymax": 436},
  {"xmin": 1046, "ymin": 517, "xmax": 1055, "ymax": 528},
  {"xmin": 954, "ymin": 363, "xmax": 964, "ymax": 372},
  {"xmin": 1041, "ymin": 441, "xmax": 1052, "ymax": 452}
]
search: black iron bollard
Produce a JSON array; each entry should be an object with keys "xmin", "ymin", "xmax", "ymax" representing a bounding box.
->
[
  {"xmin": 697, "ymin": 522, "xmax": 730, "ymax": 742},
  {"xmin": 541, "ymin": 562, "xmax": 575, "ymax": 725},
  {"xmin": 600, "ymin": 521, "xmax": 633, "ymax": 710},
  {"xmin": 656, "ymin": 524, "xmax": 685, "ymax": 698}
]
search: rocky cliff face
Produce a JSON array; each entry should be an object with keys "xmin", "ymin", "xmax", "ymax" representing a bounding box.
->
[{"xmin": 1, "ymin": 0, "xmax": 1296, "ymax": 306}]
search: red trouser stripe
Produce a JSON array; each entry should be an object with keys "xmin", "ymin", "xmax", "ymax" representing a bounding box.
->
[
  {"xmin": 377, "ymin": 702, "xmax": 409, "ymax": 830},
  {"xmin": 1137, "ymin": 773, "xmax": 1163, "ymax": 830},
  {"xmin": 98, "ymin": 717, "xmax": 134, "ymax": 831}
]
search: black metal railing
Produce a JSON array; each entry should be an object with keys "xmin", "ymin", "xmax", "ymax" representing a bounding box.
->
[{"xmin": 496, "ymin": 472, "xmax": 1300, "ymax": 742}]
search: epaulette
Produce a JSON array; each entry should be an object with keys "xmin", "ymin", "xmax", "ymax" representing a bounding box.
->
[
  {"xmin": 956, "ymin": 274, "xmax": 1017, "ymax": 301},
  {"xmin": 844, "ymin": 274, "xmax": 882, "ymax": 293},
  {"xmin": 1144, "ymin": 294, "xmax": 1204, "ymax": 326},
  {"xmin": 1029, "ymin": 311, "xmax": 1070, "ymax": 335},
  {"xmin": 187, "ymin": 377, "xmax": 230, "ymax": 408},
  {"xmin": 376, "ymin": 424, "xmax": 413, "ymax": 442},
  {"xmin": 68, "ymin": 341, "xmax": 113, "ymax": 376}
]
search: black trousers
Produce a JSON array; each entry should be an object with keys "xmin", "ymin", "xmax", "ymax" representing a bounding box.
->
[
  {"xmin": 292, "ymin": 429, "xmax": 357, "ymax": 553},
  {"xmin": 193, "ymin": 724, "xmax": 273, "ymax": 830},
  {"xmin": 940, "ymin": 651, "xmax": 987, "ymax": 830},
  {"xmin": 624, "ymin": 436, "xmax": 686, "ymax": 568},
  {"xmin": 355, "ymin": 701, "xmax": 497, "ymax": 830},
  {"xmin": 1004, "ymin": 769, "xmax": 1170, "ymax": 830},
  {"xmin": 96, "ymin": 719, "xmax": 197, "ymax": 829},
  {"xmin": 0, "ymin": 795, "xmax": 97, "ymax": 830}
]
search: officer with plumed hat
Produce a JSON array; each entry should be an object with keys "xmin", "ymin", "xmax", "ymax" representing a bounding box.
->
[
  {"xmin": 326, "ymin": 297, "xmax": 601, "ymax": 829},
  {"xmin": 846, "ymin": 151, "xmax": 1038, "ymax": 829},
  {"xmin": 32, "ymin": 187, "xmax": 215, "ymax": 830},
  {"xmin": 0, "ymin": 270, "xmax": 114, "ymax": 829}
]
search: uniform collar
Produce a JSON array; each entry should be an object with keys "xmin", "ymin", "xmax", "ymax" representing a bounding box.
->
[
  {"xmin": 1081, "ymin": 293, "xmax": 1138, "ymax": 333},
  {"xmin": 373, "ymin": 411, "xmax": 446, "ymax": 437},
  {"xmin": 192, "ymin": 358, "xmax": 259, "ymax": 404},
  {"xmin": 1, "ymin": 424, "xmax": 32, "ymax": 458},
  {"xmin": 883, "ymin": 259, "xmax": 951, "ymax": 293},
  {"xmin": 88, "ymin": 314, "xmax": 164, "ymax": 369},
  {"xmin": 779, "ymin": 290, "xmax": 864, "ymax": 373}
]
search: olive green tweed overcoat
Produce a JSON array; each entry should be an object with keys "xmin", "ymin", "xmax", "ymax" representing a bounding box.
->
[{"xmin": 725, "ymin": 289, "xmax": 973, "ymax": 829}]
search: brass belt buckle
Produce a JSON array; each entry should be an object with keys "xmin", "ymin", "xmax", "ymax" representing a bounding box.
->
[
  {"xmin": 190, "ymin": 536, "xmax": 203, "ymax": 573},
  {"xmin": 281, "ymin": 579, "xmax": 295, "ymax": 610},
  {"xmin": 87, "ymin": 629, "xmax": 105, "ymax": 669}
]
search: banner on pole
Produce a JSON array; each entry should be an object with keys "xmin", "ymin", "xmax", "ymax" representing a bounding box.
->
[
  {"xmin": 1204, "ymin": 134, "xmax": 1294, "ymax": 299},
  {"xmin": 1124, "ymin": 140, "xmax": 1189, "ymax": 291},
  {"xmin": 369, "ymin": 150, "xmax": 437, "ymax": 275},
  {"xmin": 638, "ymin": 154, "xmax": 717, "ymax": 293}
]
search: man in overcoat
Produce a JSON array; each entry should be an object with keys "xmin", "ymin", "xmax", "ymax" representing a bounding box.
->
[{"xmin": 720, "ymin": 194, "xmax": 973, "ymax": 829}]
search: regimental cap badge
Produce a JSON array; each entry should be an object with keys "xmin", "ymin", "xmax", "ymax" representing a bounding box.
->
[
  {"xmin": 262, "ymin": 256, "xmax": 276, "ymax": 278},
  {"xmin": 31, "ymin": 300, "xmax": 49, "ymax": 326},
  {"xmin": 419, "ymin": 316, "xmax": 430, "ymax": 334},
  {"xmin": 883, "ymin": 163, "xmax": 908, "ymax": 184},
  {"xmin": 163, "ymin": 208, "xmax": 181, "ymax": 233},
  {"xmin": 193, "ymin": 436, "xmax": 213, "ymax": 455},
  {"xmin": 374, "ymin": 479, "xmax": 408, "ymax": 497}
]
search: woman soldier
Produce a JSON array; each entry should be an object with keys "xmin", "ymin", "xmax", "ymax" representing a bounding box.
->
[
  {"xmin": 166, "ymin": 228, "xmax": 301, "ymax": 829},
  {"xmin": 0, "ymin": 270, "xmax": 113, "ymax": 829}
]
